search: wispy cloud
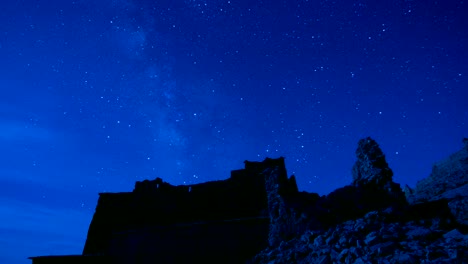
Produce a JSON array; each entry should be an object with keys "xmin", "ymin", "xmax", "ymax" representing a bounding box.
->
[
  {"xmin": 0, "ymin": 121, "xmax": 53, "ymax": 142},
  {"xmin": 0, "ymin": 198, "xmax": 92, "ymax": 263}
]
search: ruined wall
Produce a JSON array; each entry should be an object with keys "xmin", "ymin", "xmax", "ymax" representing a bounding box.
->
[{"xmin": 82, "ymin": 158, "xmax": 289, "ymax": 263}]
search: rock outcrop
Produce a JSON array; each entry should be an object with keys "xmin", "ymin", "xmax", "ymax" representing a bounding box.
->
[
  {"xmin": 352, "ymin": 137, "xmax": 406, "ymax": 202},
  {"xmin": 352, "ymin": 137, "xmax": 394, "ymax": 187},
  {"xmin": 263, "ymin": 137, "xmax": 408, "ymax": 248},
  {"xmin": 251, "ymin": 138, "xmax": 468, "ymax": 264},
  {"xmin": 406, "ymin": 138, "xmax": 468, "ymax": 227},
  {"xmin": 406, "ymin": 138, "xmax": 468, "ymax": 203}
]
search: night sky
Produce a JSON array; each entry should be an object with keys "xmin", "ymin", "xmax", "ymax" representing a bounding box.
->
[{"xmin": 1, "ymin": 0, "xmax": 467, "ymax": 262}]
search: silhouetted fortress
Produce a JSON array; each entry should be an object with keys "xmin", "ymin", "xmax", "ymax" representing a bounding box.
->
[
  {"xmin": 30, "ymin": 157, "xmax": 296, "ymax": 264},
  {"xmin": 30, "ymin": 138, "xmax": 468, "ymax": 263}
]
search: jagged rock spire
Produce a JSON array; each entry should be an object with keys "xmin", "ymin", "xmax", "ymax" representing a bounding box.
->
[{"xmin": 352, "ymin": 137, "xmax": 393, "ymax": 188}]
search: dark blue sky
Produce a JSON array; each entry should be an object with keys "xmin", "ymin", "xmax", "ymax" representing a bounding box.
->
[{"xmin": 1, "ymin": 0, "xmax": 467, "ymax": 262}]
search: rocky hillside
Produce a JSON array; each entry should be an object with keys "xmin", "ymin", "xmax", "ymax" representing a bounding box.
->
[{"xmin": 251, "ymin": 138, "xmax": 468, "ymax": 264}]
